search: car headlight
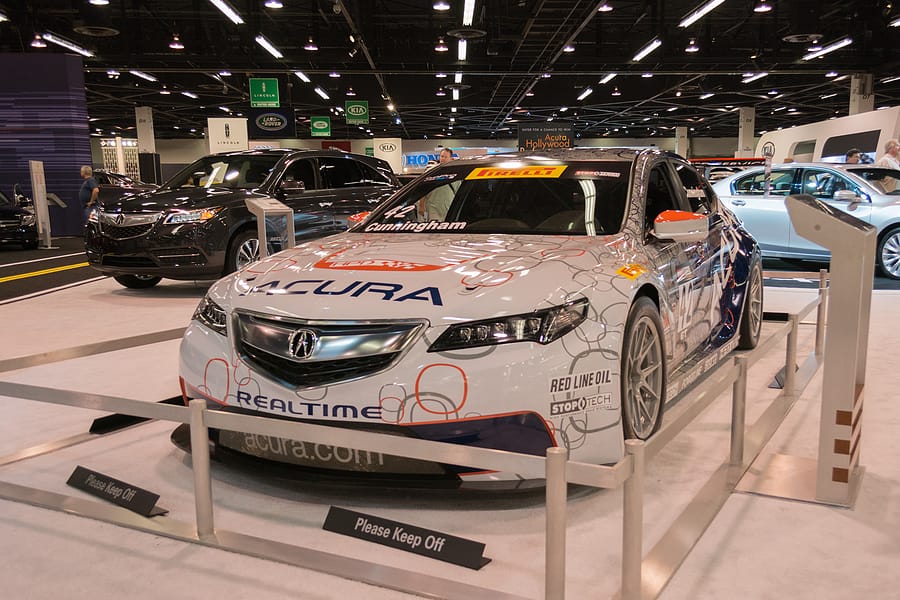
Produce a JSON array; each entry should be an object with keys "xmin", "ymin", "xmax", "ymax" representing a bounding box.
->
[
  {"xmin": 164, "ymin": 206, "xmax": 223, "ymax": 224},
  {"xmin": 428, "ymin": 298, "xmax": 589, "ymax": 352},
  {"xmin": 87, "ymin": 207, "xmax": 99, "ymax": 224},
  {"xmin": 193, "ymin": 295, "xmax": 228, "ymax": 335}
]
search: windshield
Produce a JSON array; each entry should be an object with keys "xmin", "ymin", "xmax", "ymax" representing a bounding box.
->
[
  {"xmin": 162, "ymin": 155, "xmax": 281, "ymax": 191},
  {"xmin": 846, "ymin": 167, "xmax": 900, "ymax": 195},
  {"xmin": 359, "ymin": 162, "xmax": 630, "ymax": 236}
]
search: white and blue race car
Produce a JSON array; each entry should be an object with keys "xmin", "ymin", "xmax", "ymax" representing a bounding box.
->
[{"xmin": 178, "ymin": 148, "xmax": 762, "ymax": 485}]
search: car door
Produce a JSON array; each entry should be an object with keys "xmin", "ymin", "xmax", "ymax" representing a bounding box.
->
[
  {"xmin": 273, "ymin": 157, "xmax": 346, "ymax": 241},
  {"xmin": 790, "ymin": 167, "xmax": 873, "ymax": 256},
  {"xmin": 317, "ymin": 156, "xmax": 396, "ymax": 230},
  {"xmin": 720, "ymin": 168, "xmax": 795, "ymax": 255}
]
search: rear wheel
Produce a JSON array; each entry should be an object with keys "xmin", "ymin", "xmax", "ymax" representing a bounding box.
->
[
  {"xmin": 226, "ymin": 229, "xmax": 260, "ymax": 273},
  {"xmin": 114, "ymin": 274, "xmax": 161, "ymax": 289},
  {"xmin": 738, "ymin": 258, "xmax": 764, "ymax": 350},
  {"xmin": 621, "ymin": 297, "xmax": 665, "ymax": 440},
  {"xmin": 877, "ymin": 227, "xmax": 900, "ymax": 280}
]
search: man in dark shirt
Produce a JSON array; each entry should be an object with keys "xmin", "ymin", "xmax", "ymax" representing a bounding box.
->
[{"xmin": 79, "ymin": 165, "xmax": 99, "ymax": 222}]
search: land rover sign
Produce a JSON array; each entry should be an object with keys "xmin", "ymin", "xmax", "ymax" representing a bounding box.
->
[
  {"xmin": 345, "ymin": 100, "xmax": 369, "ymax": 125},
  {"xmin": 255, "ymin": 113, "xmax": 287, "ymax": 132},
  {"xmin": 310, "ymin": 116, "xmax": 331, "ymax": 137}
]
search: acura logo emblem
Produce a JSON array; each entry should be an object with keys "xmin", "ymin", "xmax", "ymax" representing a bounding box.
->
[
  {"xmin": 288, "ymin": 328, "xmax": 318, "ymax": 359},
  {"xmin": 115, "ymin": 213, "xmax": 125, "ymax": 225}
]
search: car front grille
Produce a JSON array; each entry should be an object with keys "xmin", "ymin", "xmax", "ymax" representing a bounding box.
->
[
  {"xmin": 152, "ymin": 248, "xmax": 205, "ymax": 266},
  {"xmin": 100, "ymin": 255, "xmax": 157, "ymax": 268},
  {"xmin": 102, "ymin": 223, "xmax": 154, "ymax": 239},
  {"xmin": 98, "ymin": 211, "xmax": 162, "ymax": 240},
  {"xmin": 233, "ymin": 311, "xmax": 426, "ymax": 389}
]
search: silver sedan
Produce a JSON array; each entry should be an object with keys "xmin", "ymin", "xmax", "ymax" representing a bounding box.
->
[{"xmin": 712, "ymin": 163, "xmax": 900, "ymax": 279}]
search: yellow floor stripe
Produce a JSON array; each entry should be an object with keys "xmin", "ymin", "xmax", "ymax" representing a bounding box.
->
[{"xmin": 0, "ymin": 262, "xmax": 90, "ymax": 284}]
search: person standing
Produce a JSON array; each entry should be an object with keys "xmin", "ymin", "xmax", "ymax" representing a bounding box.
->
[
  {"xmin": 419, "ymin": 147, "xmax": 457, "ymax": 221},
  {"xmin": 79, "ymin": 165, "xmax": 99, "ymax": 222},
  {"xmin": 876, "ymin": 139, "xmax": 900, "ymax": 170}
]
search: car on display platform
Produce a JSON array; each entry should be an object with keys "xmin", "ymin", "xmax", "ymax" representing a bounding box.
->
[
  {"xmin": 712, "ymin": 163, "xmax": 900, "ymax": 279},
  {"xmin": 0, "ymin": 185, "xmax": 38, "ymax": 250},
  {"xmin": 84, "ymin": 148, "xmax": 399, "ymax": 289},
  {"xmin": 92, "ymin": 169, "xmax": 159, "ymax": 203},
  {"xmin": 176, "ymin": 148, "xmax": 762, "ymax": 486}
]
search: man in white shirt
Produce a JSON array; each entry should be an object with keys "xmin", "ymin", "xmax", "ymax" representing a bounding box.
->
[
  {"xmin": 419, "ymin": 147, "xmax": 457, "ymax": 221},
  {"xmin": 876, "ymin": 139, "xmax": 900, "ymax": 170}
]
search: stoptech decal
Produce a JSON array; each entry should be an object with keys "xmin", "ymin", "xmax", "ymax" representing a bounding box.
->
[
  {"xmin": 465, "ymin": 165, "xmax": 567, "ymax": 179},
  {"xmin": 238, "ymin": 278, "xmax": 444, "ymax": 305},
  {"xmin": 550, "ymin": 393, "xmax": 615, "ymax": 416},
  {"xmin": 616, "ymin": 264, "xmax": 646, "ymax": 280},
  {"xmin": 235, "ymin": 390, "xmax": 383, "ymax": 419}
]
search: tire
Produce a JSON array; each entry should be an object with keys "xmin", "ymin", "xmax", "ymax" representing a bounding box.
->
[
  {"xmin": 738, "ymin": 258, "xmax": 764, "ymax": 350},
  {"xmin": 114, "ymin": 274, "xmax": 162, "ymax": 289},
  {"xmin": 621, "ymin": 297, "xmax": 666, "ymax": 440},
  {"xmin": 877, "ymin": 227, "xmax": 900, "ymax": 280},
  {"xmin": 226, "ymin": 229, "xmax": 261, "ymax": 273}
]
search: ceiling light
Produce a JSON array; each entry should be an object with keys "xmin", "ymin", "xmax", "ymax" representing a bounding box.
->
[
  {"xmin": 218, "ymin": 106, "xmax": 231, "ymax": 112},
  {"xmin": 455, "ymin": 72, "xmax": 463, "ymax": 83},
  {"xmin": 452, "ymin": 88, "xmax": 460, "ymax": 100},
  {"xmin": 820, "ymin": 92, "xmax": 838, "ymax": 98},
  {"xmin": 611, "ymin": 87, "xmax": 622, "ymax": 96},
  {"xmin": 826, "ymin": 71, "xmax": 839, "ymax": 77},
  {"xmin": 208, "ymin": 0, "xmax": 244, "ymax": 25},
  {"xmin": 347, "ymin": 47, "xmax": 358, "ymax": 58},
  {"xmin": 435, "ymin": 72, "xmax": 447, "ymax": 78},
  {"xmin": 768, "ymin": 89, "xmax": 779, "ymax": 95},
  {"xmin": 675, "ymin": 89, "xmax": 682, "ymax": 97},
  {"xmin": 304, "ymin": 36, "xmax": 318, "ymax": 51},
  {"xmin": 667, "ymin": 106, "xmax": 678, "ymax": 112},
  {"xmin": 255, "ymin": 34, "xmax": 283, "ymax": 59},
  {"xmin": 753, "ymin": 1, "xmax": 772, "ymax": 13},
  {"xmin": 577, "ymin": 87, "xmax": 593, "ymax": 101},
  {"xmin": 678, "ymin": 0, "xmax": 725, "ymax": 28},
  {"xmin": 106, "ymin": 69, "xmax": 119, "ymax": 78},
  {"xmin": 387, "ymin": 102, "xmax": 395, "ymax": 111},
  {"xmin": 632, "ymin": 37, "xmax": 661, "ymax": 62},
  {"xmin": 218, "ymin": 70, "xmax": 232, "ymax": 76},
  {"xmin": 642, "ymin": 72, "xmax": 653, "ymax": 78},
  {"xmin": 891, "ymin": 16, "xmax": 900, "ymax": 27},
  {"xmin": 30, "ymin": 35, "xmax": 47, "ymax": 48},
  {"xmin": 89, "ymin": 0, "xmax": 110, "ymax": 5},
  {"xmin": 541, "ymin": 72, "xmax": 552, "ymax": 78},
  {"xmin": 329, "ymin": 71, "xmax": 341, "ymax": 78},
  {"xmin": 685, "ymin": 38, "xmax": 699, "ymax": 53},
  {"xmin": 434, "ymin": 37, "xmax": 448, "ymax": 52},
  {"xmin": 130, "ymin": 70, "xmax": 158, "ymax": 82},
  {"xmin": 463, "ymin": 0, "xmax": 475, "ymax": 26},
  {"xmin": 294, "ymin": 70, "xmax": 310, "ymax": 83},
  {"xmin": 169, "ymin": 35, "xmax": 184, "ymax": 50},
  {"xmin": 314, "ymin": 86, "xmax": 330, "ymax": 100},
  {"xmin": 264, "ymin": 0, "xmax": 283, "ymax": 7},
  {"xmin": 0, "ymin": 11, "xmax": 7, "ymax": 22},
  {"xmin": 525, "ymin": 90, "xmax": 534, "ymax": 96},
  {"xmin": 881, "ymin": 75, "xmax": 900, "ymax": 84},
  {"xmin": 433, "ymin": 0, "xmax": 450, "ymax": 10},
  {"xmin": 159, "ymin": 86, "xmax": 171, "ymax": 95},
  {"xmin": 181, "ymin": 91, "xmax": 198, "ymax": 99},
  {"xmin": 597, "ymin": 2, "xmax": 613, "ymax": 12},
  {"xmin": 41, "ymin": 32, "xmax": 94, "ymax": 57},
  {"xmin": 563, "ymin": 44, "xmax": 575, "ymax": 53},
  {"xmin": 803, "ymin": 37, "xmax": 852, "ymax": 60},
  {"xmin": 458, "ymin": 39, "xmax": 467, "ymax": 60},
  {"xmin": 345, "ymin": 87, "xmax": 356, "ymax": 96},
  {"xmin": 742, "ymin": 72, "xmax": 768, "ymax": 83},
  {"xmin": 436, "ymin": 87, "xmax": 447, "ymax": 96},
  {"xmin": 699, "ymin": 92, "xmax": 715, "ymax": 99},
  {"xmin": 599, "ymin": 72, "xmax": 617, "ymax": 84}
]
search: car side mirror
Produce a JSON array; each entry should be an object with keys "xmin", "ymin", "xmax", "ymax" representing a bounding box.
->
[
  {"xmin": 279, "ymin": 179, "xmax": 306, "ymax": 193},
  {"xmin": 652, "ymin": 210, "xmax": 709, "ymax": 242},
  {"xmin": 833, "ymin": 189, "xmax": 860, "ymax": 202}
]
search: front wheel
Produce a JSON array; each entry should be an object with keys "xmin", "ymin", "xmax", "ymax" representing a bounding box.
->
[
  {"xmin": 877, "ymin": 227, "xmax": 900, "ymax": 280},
  {"xmin": 226, "ymin": 229, "xmax": 260, "ymax": 274},
  {"xmin": 738, "ymin": 258, "xmax": 764, "ymax": 350},
  {"xmin": 114, "ymin": 274, "xmax": 161, "ymax": 289},
  {"xmin": 621, "ymin": 297, "xmax": 665, "ymax": 440}
]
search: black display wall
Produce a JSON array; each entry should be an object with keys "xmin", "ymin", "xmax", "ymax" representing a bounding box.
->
[{"xmin": 0, "ymin": 53, "xmax": 92, "ymax": 236}]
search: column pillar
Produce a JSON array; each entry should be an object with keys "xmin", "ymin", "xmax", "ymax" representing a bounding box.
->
[
  {"xmin": 737, "ymin": 107, "xmax": 756, "ymax": 158},
  {"xmin": 849, "ymin": 74, "xmax": 874, "ymax": 115}
]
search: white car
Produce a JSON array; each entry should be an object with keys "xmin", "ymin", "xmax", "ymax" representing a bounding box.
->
[{"xmin": 178, "ymin": 148, "xmax": 762, "ymax": 486}]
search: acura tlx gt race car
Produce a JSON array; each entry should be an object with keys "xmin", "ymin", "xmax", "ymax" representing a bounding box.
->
[{"xmin": 177, "ymin": 148, "xmax": 763, "ymax": 487}]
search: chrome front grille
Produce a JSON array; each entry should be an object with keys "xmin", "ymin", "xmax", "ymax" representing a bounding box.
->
[
  {"xmin": 234, "ymin": 311, "xmax": 426, "ymax": 389},
  {"xmin": 99, "ymin": 211, "xmax": 162, "ymax": 239}
]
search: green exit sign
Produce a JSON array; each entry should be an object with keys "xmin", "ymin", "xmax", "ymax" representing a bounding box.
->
[{"xmin": 249, "ymin": 78, "xmax": 280, "ymax": 107}]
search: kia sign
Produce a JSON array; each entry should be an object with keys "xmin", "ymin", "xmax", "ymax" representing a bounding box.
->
[
  {"xmin": 378, "ymin": 142, "xmax": 397, "ymax": 152},
  {"xmin": 345, "ymin": 100, "xmax": 369, "ymax": 125},
  {"xmin": 249, "ymin": 108, "xmax": 296, "ymax": 138},
  {"xmin": 373, "ymin": 137, "xmax": 402, "ymax": 172}
]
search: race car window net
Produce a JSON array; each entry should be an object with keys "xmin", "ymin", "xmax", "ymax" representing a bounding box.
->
[
  {"xmin": 429, "ymin": 298, "xmax": 590, "ymax": 352},
  {"xmin": 359, "ymin": 162, "xmax": 629, "ymax": 235}
]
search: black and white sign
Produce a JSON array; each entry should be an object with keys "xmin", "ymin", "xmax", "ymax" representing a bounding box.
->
[
  {"xmin": 66, "ymin": 465, "xmax": 167, "ymax": 517},
  {"xmin": 323, "ymin": 506, "xmax": 490, "ymax": 569}
]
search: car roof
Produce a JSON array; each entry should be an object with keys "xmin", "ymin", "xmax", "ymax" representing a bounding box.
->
[{"xmin": 426, "ymin": 147, "xmax": 676, "ymax": 165}]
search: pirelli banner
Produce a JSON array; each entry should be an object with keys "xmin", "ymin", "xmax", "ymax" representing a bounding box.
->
[{"xmin": 517, "ymin": 123, "xmax": 574, "ymax": 152}]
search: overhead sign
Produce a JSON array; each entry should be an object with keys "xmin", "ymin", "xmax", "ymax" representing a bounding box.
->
[
  {"xmin": 207, "ymin": 117, "xmax": 249, "ymax": 152},
  {"xmin": 345, "ymin": 100, "xmax": 369, "ymax": 124},
  {"xmin": 249, "ymin": 77, "xmax": 280, "ymax": 108},
  {"xmin": 310, "ymin": 116, "xmax": 331, "ymax": 137},
  {"xmin": 517, "ymin": 124, "xmax": 574, "ymax": 152},
  {"xmin": 248, "ymin": 107, "xmax": 296, "ymax": 139}
]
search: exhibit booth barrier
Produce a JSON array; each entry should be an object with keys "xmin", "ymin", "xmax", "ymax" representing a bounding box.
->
[{"xmin": 0, "ymin": 284, "xmax": 828, "ymax": 600}]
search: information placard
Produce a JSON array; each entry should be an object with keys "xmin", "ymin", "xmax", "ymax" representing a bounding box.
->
[{"xmin": 66, "ymin": 465, "xmax": 167, "ymax": 517}]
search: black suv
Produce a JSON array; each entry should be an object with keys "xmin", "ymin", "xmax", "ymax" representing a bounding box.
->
[{"xmin": 84, "ymin": 149, "xmax": 399, "ymax": 288}]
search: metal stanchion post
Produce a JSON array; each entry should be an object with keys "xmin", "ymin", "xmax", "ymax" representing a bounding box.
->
[
  {"xmin": 730, "ymin": 356, "xmax": 748, "ymax": 469},
  {"xmin": 785, "ymin": 314, "xmax": 799, "ymax": 395},
  {"xmin": 815, "ymin": 269, "xmax": 828, "ymax": 357},
  {"xmin": 545, "ymin": 446, "xmax": 568, "ymax": 600},
  {"xmin": 189, "ymin": 399, "xmax": 215, "ymax": 540},
  {"xmin": 622, "ymin": 439, "xmax": 645, "ymax": 600}
]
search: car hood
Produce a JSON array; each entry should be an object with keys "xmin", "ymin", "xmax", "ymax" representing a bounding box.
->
[
  {"xmin": 102, "ymin": 187, "xmax": 250, "ymax": 212},
  {"xmin": 210, "ymin": 232, "xmax": 631, "ymax": 323}
]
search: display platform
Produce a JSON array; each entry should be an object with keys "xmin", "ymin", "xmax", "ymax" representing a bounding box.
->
[{"xmin": 1, "ymin": 277, "xmax": 898, "ymax": 599}]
